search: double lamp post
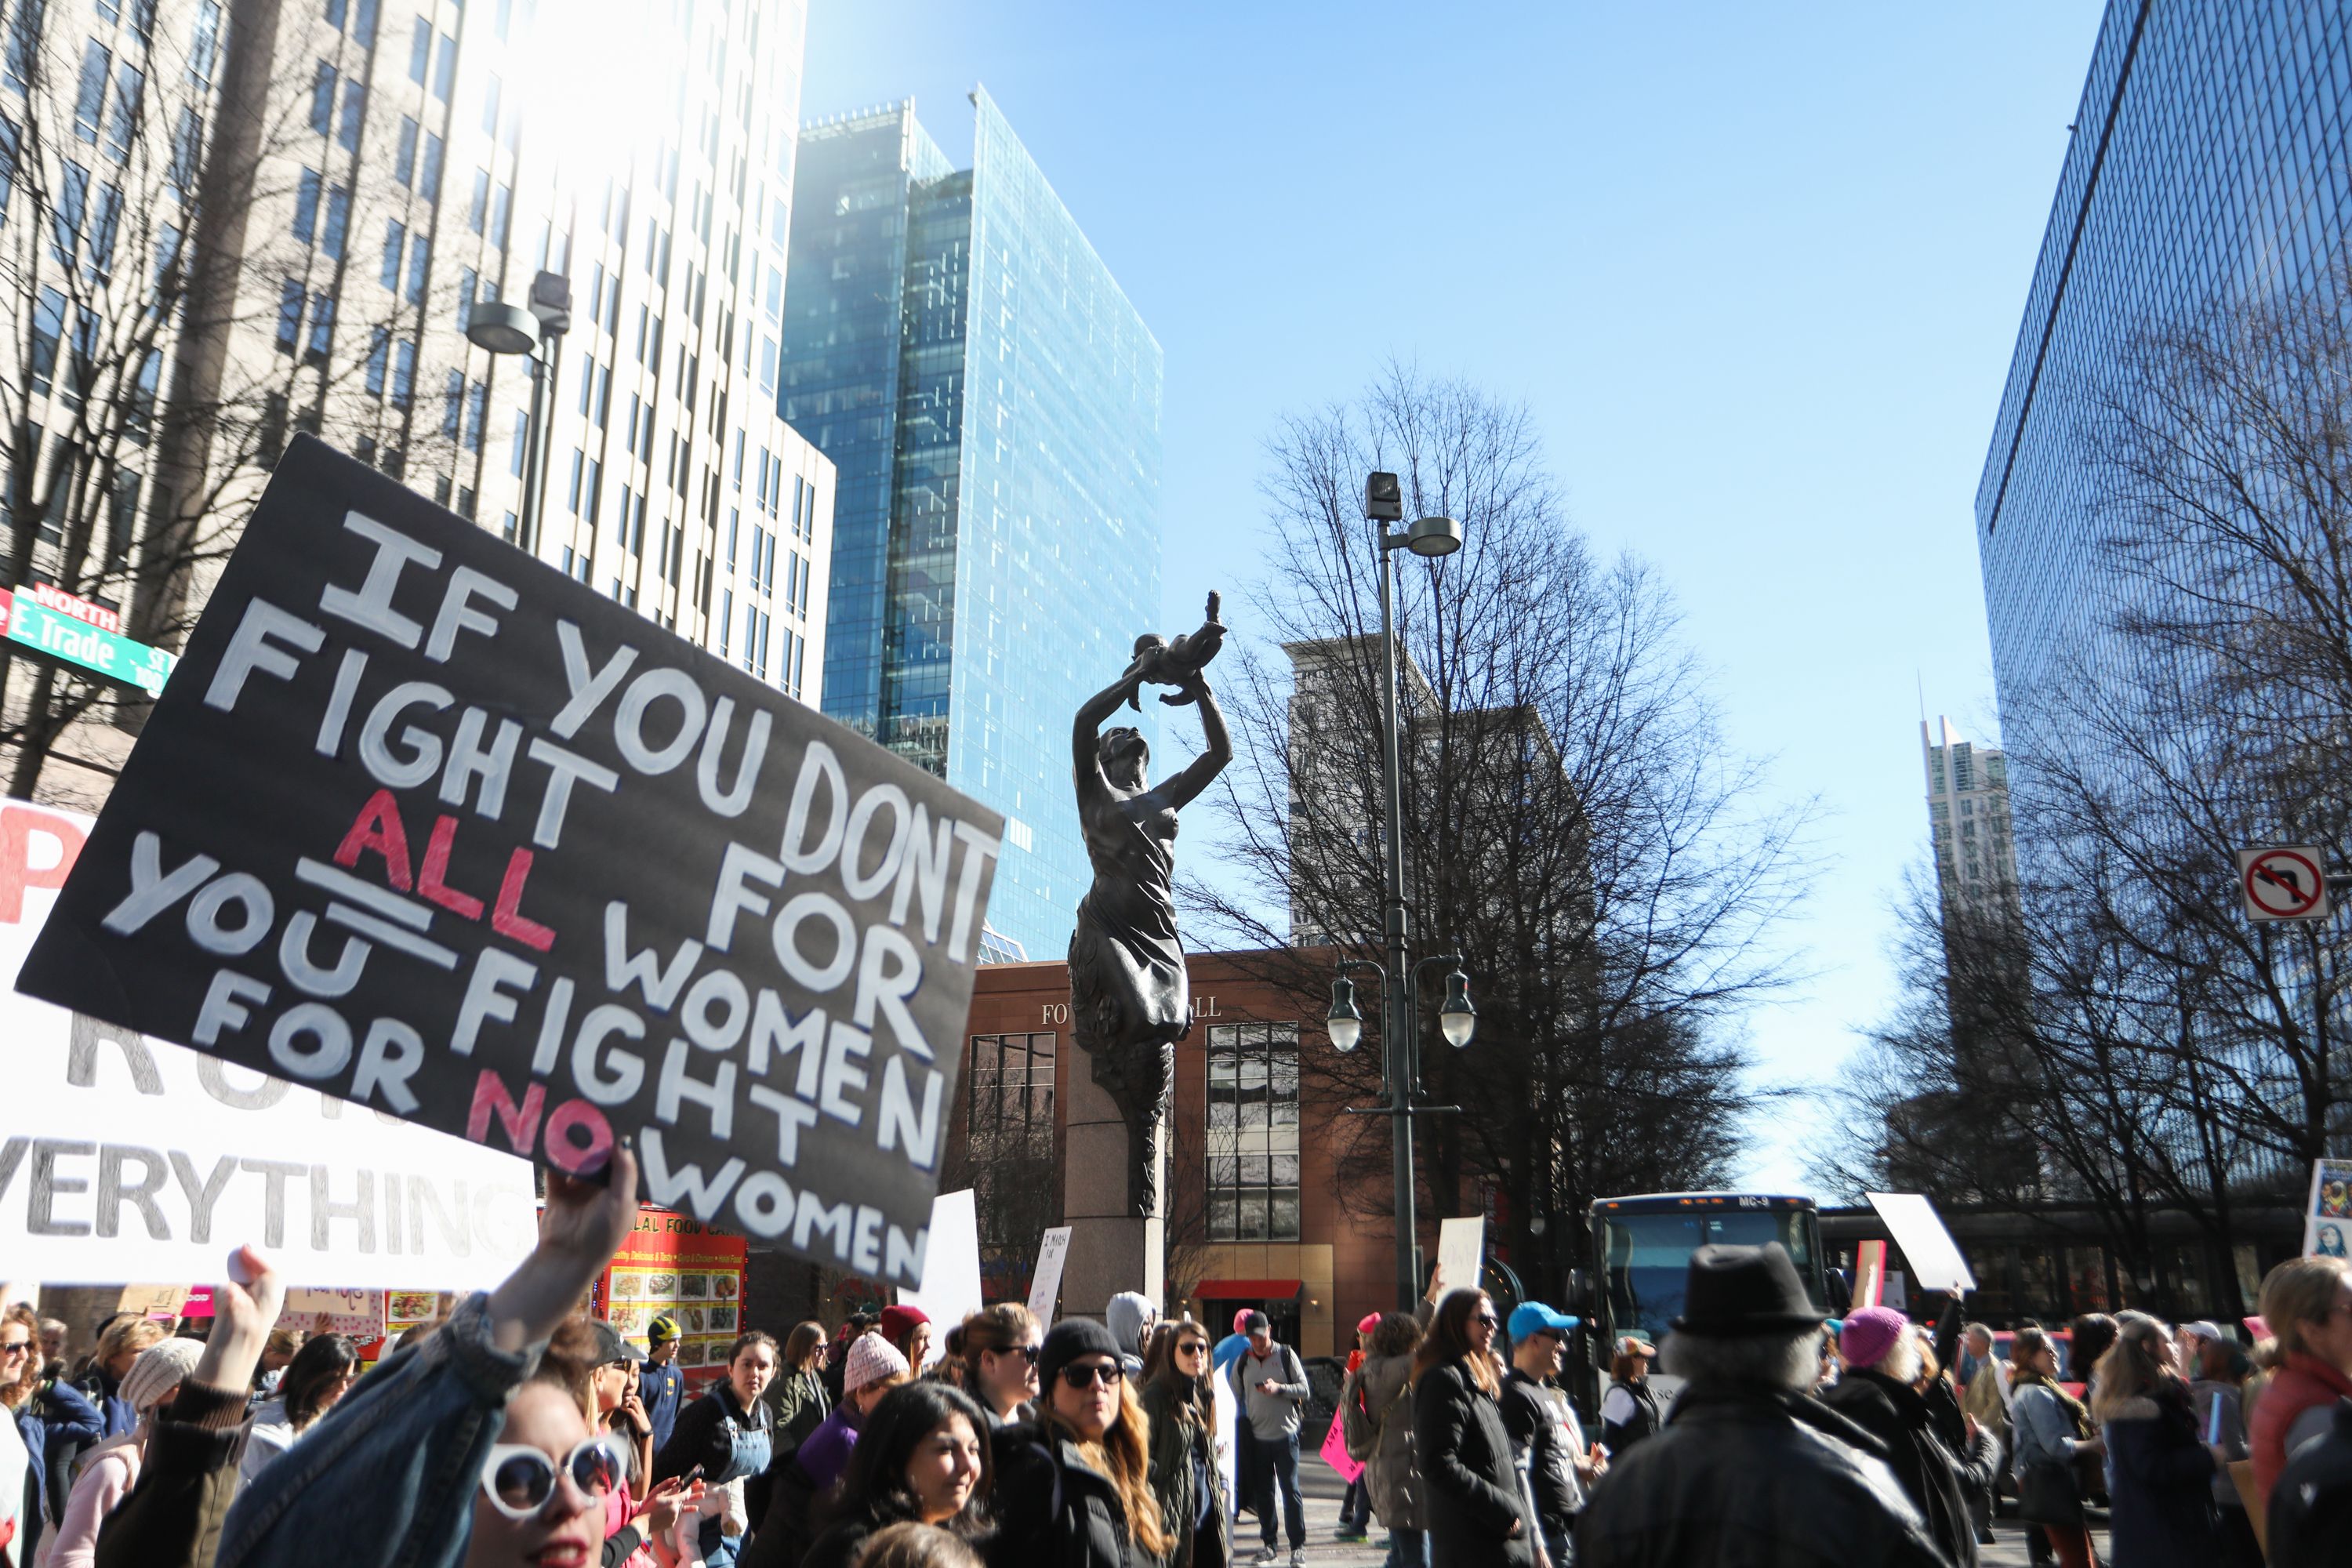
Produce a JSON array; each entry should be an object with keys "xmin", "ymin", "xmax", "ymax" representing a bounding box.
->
[{"xmin": 1323, "ymin": 470, "xmax": 1479, "ymax": 1313}]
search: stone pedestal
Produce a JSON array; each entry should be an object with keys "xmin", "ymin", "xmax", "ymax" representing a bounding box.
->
[{"xmin": 1060, "ymin": 1053, "xmax": 1164, "ymax": 1319}]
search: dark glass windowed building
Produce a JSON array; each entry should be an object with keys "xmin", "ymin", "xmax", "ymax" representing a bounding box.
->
[
  {"xmin": 782, "ymin": 89, "xmax": 1163, "ymax": 957},
  {"xmin": 1976, "ymin": 2, "xmax": 2352, "ymax": 730}
]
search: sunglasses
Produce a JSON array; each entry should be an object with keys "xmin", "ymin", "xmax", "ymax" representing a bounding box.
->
[
  {"xmin": 0, "ymin": 1341, "xmax": 29, "ymax": 1357},
  {"xmin": 1473, "ymin": 1314, "xmax": 1501, "ymax": 1330},
  {"xmin": 478, "ymin": 1435, "xmax": 623, "ymax": 1521},
  {"xmin": 1058, "ymin": 1361, "xmax": 1125, "ymax": 1389},
  {"xmin": 1176, "ymin": 1341, "xmax": 1209, "ymax": 1357}
]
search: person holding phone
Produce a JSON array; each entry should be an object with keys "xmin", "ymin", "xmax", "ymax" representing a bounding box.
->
[{"xmin": 1225, "ymin": 1312, "xmax": 1307, "ymax": 1566}]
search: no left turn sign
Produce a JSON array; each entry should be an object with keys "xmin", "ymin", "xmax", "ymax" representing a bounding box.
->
[{"xmin": 2238, "ymin": 846, "xmax": 2331, "ymax": 922}]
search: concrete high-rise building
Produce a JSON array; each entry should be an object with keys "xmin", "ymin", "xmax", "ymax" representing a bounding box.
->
[
  {"xmin": 1921, "ymin": 717, "xmax": 2017, "ymax": 922},
  {"xmin": 780, "ymin": 90, "xmax": 1163, "ymax": 959},
  {"xmin": 0, "ymin": 0, "xmax": 833, "ymax": 804},
  {"xmin": 1976, "ymin": 2, "xmax": 2352, "ymax": 780}
]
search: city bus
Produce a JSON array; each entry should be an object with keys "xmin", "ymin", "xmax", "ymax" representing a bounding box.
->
[{"xmin": 1578, "ymin": 1192, "xmax": 1834, "ymax": 1410}]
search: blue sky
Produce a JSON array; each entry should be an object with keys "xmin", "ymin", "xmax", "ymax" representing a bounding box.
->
[{"xmin": 800, "ymin": 2, "xmax": 2109, "ymax": 1189}]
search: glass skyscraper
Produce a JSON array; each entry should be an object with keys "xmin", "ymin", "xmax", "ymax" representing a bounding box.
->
[
  {"xmin": 782, "ymin": 89, "xmax": 1163, "ymax": 956},
  {"xmin": 1976, "ymin": 2, "xmax": 2352, "ymax": 722}
]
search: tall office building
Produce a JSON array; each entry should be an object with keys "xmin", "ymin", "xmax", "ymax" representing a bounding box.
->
[
  {"xmin": 0, "ymin": 0, "xmax": 832, "ymax": 804},
  {"xmin": 1921, "ymin": 717, "xmax": 2017, "ymax": 923},
  {"xmin": 1976, "ymin": 2, "xmax": 2352, "ymax": 747},
  {"xmin": 782, "ymin": 89, "xmax": 1163, "ymax": 957}
]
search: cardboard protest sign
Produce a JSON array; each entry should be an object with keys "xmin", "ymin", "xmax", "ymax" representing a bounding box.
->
[
  {"xmin": 898, "ymin": 1189, "xmax": 981, "ymax": 1364},
  {"xmin": 1864, "ymin": 1191, "xmax": 1977, "ymax": 1294},
  {"xmin": 0, "ymin": 799, "xmax": 537, "ymax": 1288},
  {"xmin": 16, "ymin": 437, "xmax": 1003, "ymax": 1288},
  {"xmin": 1434, "ymin": 1215, "xmax": 1485, "ymax": 1298},
  {"xmin": 1026, "ymin": 1225, "xmax": 1073, "ymax": 1330},
  {"xmin": 2304, "ymin": 1158, "xmax": 2352, "ymax": 1258}
]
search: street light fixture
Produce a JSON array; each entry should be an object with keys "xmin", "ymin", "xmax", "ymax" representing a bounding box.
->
[
  {"xmin": 1333, "ymin": 468, "xmax": 1479, "ymax": 1311},
  {"xmin": 465, "ymin": 270, "xmax": 570, "ymax": 557},
  {"xmin": 1326, "ymin": 976, "xmax": 1364, "ymax": 1052},
  {"xmin": 1439, "ymin": 968, "xmax": 1477, "ymax": 1047}
]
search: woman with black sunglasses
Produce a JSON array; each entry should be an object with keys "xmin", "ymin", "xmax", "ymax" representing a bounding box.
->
[
  {"xmin": 1140, "ymin": 1320, "xmax": 1229, "ymax": 1568},
  {"xmin": 987, "ymin": 1319, "xmax": 1169, "ymax": 1568},
  {"xmin": 953, "ymin": 1305, "xmax": 1043, "ymax": 1428},
  {"xmin": 1411, "ymin": 1290, "xmax": 1534, "ymax": 1568}
]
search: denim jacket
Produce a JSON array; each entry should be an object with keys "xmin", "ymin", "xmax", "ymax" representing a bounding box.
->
[{"xmin": 217, "ymin": 1291, "xmax": 537, "ymax": 1568}]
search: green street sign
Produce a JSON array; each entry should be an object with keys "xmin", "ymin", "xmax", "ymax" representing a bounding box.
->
[{"xmin": 1, "ymin": 588, "xmax": 177, "ymax": 697}]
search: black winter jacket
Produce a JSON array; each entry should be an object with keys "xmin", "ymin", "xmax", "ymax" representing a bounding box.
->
[
  {"xmin": 1498, "ymin": 1368, "xmax": 1581, "ymax": 1539},
  {"xmin": 1821, "ymin": 1367, "xmax": 1998, "ymax": 1568},
  {"xmin": 2102, "ymin": 1381, "xmax": 2219, "ymax": 1568},
  {"xmin": 1574, "ymin": 1383, "xmax": 1955, "ymax": 1568},
  {"xmin": 1410, "ymin": 1360, "xmax": 1537, "ymax": 1568},
  {"xmin": 986, "ymin": 1421, "xmax": 1161, "ymax": 1568}
]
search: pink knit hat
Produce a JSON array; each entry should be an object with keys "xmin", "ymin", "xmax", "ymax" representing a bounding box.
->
[
  {"xmin": 844, "ymin": 1332, "xmax": 910, "ymax": 1393},
  {"xmin": 1357, "ymin": 1312, "xmax": 1383, "ymax": 1337},
  {"xmin": 1233, "ymin": 1308, "xmax": 1251, "ymax": 1335},
  {"xmin": 1838, "ymin": 1306, "xmax": 1907, "ymax": 1370}
]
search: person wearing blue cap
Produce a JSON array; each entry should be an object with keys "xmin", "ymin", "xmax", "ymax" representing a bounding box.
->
[{"xmin": 1503, "ymin": 1302, "xmax": 1602, "ymax": 1566}]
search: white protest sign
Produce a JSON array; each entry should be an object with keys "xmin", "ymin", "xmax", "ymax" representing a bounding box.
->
[
  {"xmin": 1864, "ymin": 1192, "xmax": 1977, "ymax": 1294},
  {"xmin": 898, "ymin": 1189, "xmax": 981, "ymax": 1364},
  {"xmin": 1026, "ymin": 1225, "xmax": 1073, "ymax": 1329},
  {"xmin": 1434, "ymin": 1215, "xmax": 1486, "ymax": 1299},
  {"xmin": 0, "ymin": 799, "xmax": 538, "ymax": 1289}
]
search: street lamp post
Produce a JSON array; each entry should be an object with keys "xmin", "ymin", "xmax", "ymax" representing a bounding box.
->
[{"xmin": 1324, "ymin": 470, "xmax": 1479, "ymax": 1312}]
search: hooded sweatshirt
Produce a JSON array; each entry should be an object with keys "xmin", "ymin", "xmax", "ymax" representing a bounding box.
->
[{"xmin": 1105, "ymin": 1294, "xmax": 1156, "ymax": 1377}]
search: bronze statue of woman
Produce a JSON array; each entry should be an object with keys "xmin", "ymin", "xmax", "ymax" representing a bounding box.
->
[{"xmin": 1068, "ymin": 656, "xmax": 1231, "ymax": 1216}]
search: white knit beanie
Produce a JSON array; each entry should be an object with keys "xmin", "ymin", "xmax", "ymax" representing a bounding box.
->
[
  {"xmin": 121, "ymin": 1337, "xmax": 203, "ymax": 1411},
  {"xmin": 844, "ymin": 1333, "xmax": 909, "ymax": 1394}
]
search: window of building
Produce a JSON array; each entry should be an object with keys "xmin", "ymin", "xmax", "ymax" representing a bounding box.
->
[
  {"xmin": 408, "ymin": 17, "xmax": 429, "ymax": 84},
  {"xmin": 394, "ymin": 114, "xmax": 418, "ymax": 186},
  {"xmin": 102, "ymin": 62, "xmax": 139, "ymax": 163},
  {"xmin": 293, "ymin": 166, "xmax": 321, "ymax": 244},
  {"xmin": 432, "ymin": 32, "xmax": 456, "ymax": 101},
  {"xmin": 337, "ymin": 81, "xmax": 364, "ymax": 152},
  {"xmin": 321, "ymin": 183, "xmax": 349, "ymax": 259},
  {"xmin": 306, "ymin": 290, "xmax": 333, "ymax": 362},
  {"xmin": 419, "ymin": 131, "xmax": 442, "ymax": 199},
  {"xmin": 965, "ymin": 1031, "xmax": 1060, "ymax": 1261},
  {"xmin": 187, "ymin": 1, "xmax": 220, "ymax": 87},
  {"xmin": 380, "ymin": 218, "xmax": 404, "ymax": 289},
  {"xmin": 308, "ymin": 60, "xmax": 334, "ymax": 136},
  {"xmin": 274, "ymin": 278, "xmax": 303, "ymax": 356},
  {"xmin": 75, "ymin": 40, "xmax": 113, "ymax": 142},
  {"xmin": 1207, "ymin": 1022, "xmax": 1301, "ymax": 1241}
]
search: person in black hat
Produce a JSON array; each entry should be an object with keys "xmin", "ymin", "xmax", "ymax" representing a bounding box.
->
[
  {"xmin": 987, "ymin": 1319, "xmax": 1171, "ymax": 1568},
  {"xmin": 1573, "ymin": 1243, "xmax": 1954, "ymax": 1568}
]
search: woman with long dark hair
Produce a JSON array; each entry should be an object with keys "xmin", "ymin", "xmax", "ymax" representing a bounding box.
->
[
  {"xmin": 1410, "ymin": 1290, "xmax": 1533, "ymax": 1568},
  {"xmin": 1139, "ymin": 1320, "xmax": 1227, "ymax": 1568},
  {"xmin": 799, "ymin": 1381, "xmax": 993, "ymax": 1568},
  {"xmin": 2092, "ymin": 1317, "xmax": 2223, "ymax": 1568},
  {"xmin": 1347, "ymin": 1312, "xmax": 1428, "ymax": 1568},
  {"xmin": 2010, "ymin": 1327, "xmax": 2103, "ymax": 1568},
  {"xmin": 988, "ymin": 1319, "xmax": 1170, "ymax": 1568},
  {"xmin": 770, "ymin": 1321, "xmax": 833, "ymax": 1460},
  {"xmin": 238, "ymin": 1334, "xmax": 361, "ymax": 1487}
]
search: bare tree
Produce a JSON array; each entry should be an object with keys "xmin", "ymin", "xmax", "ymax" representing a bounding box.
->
[
  {"xmin": 1826, "ymin": 276, "xmax": 2352, "ymax": 1318},
  {"xmin": 0, "ymin": 0, "xmax": 466, "ymax": 803},
  {"xmin": 1188, "ymin": 365, "xmax": 1816, "ymax": 1306}
]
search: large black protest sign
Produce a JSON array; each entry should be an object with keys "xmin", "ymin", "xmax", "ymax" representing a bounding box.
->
[{"xmin": 16, "ymin": 437, "xmax": 1003, "ymax": 1287}]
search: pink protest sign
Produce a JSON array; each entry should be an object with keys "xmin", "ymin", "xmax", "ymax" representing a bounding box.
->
[{"xmin": 1319, "ymin": 1414, "xmax": 1364, "ymax": 1484}]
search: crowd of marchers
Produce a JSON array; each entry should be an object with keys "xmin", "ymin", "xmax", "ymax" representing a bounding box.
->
[{"xmin": 7, "ymin": 1160, "xmax": 2352, "ymax": 1568}]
